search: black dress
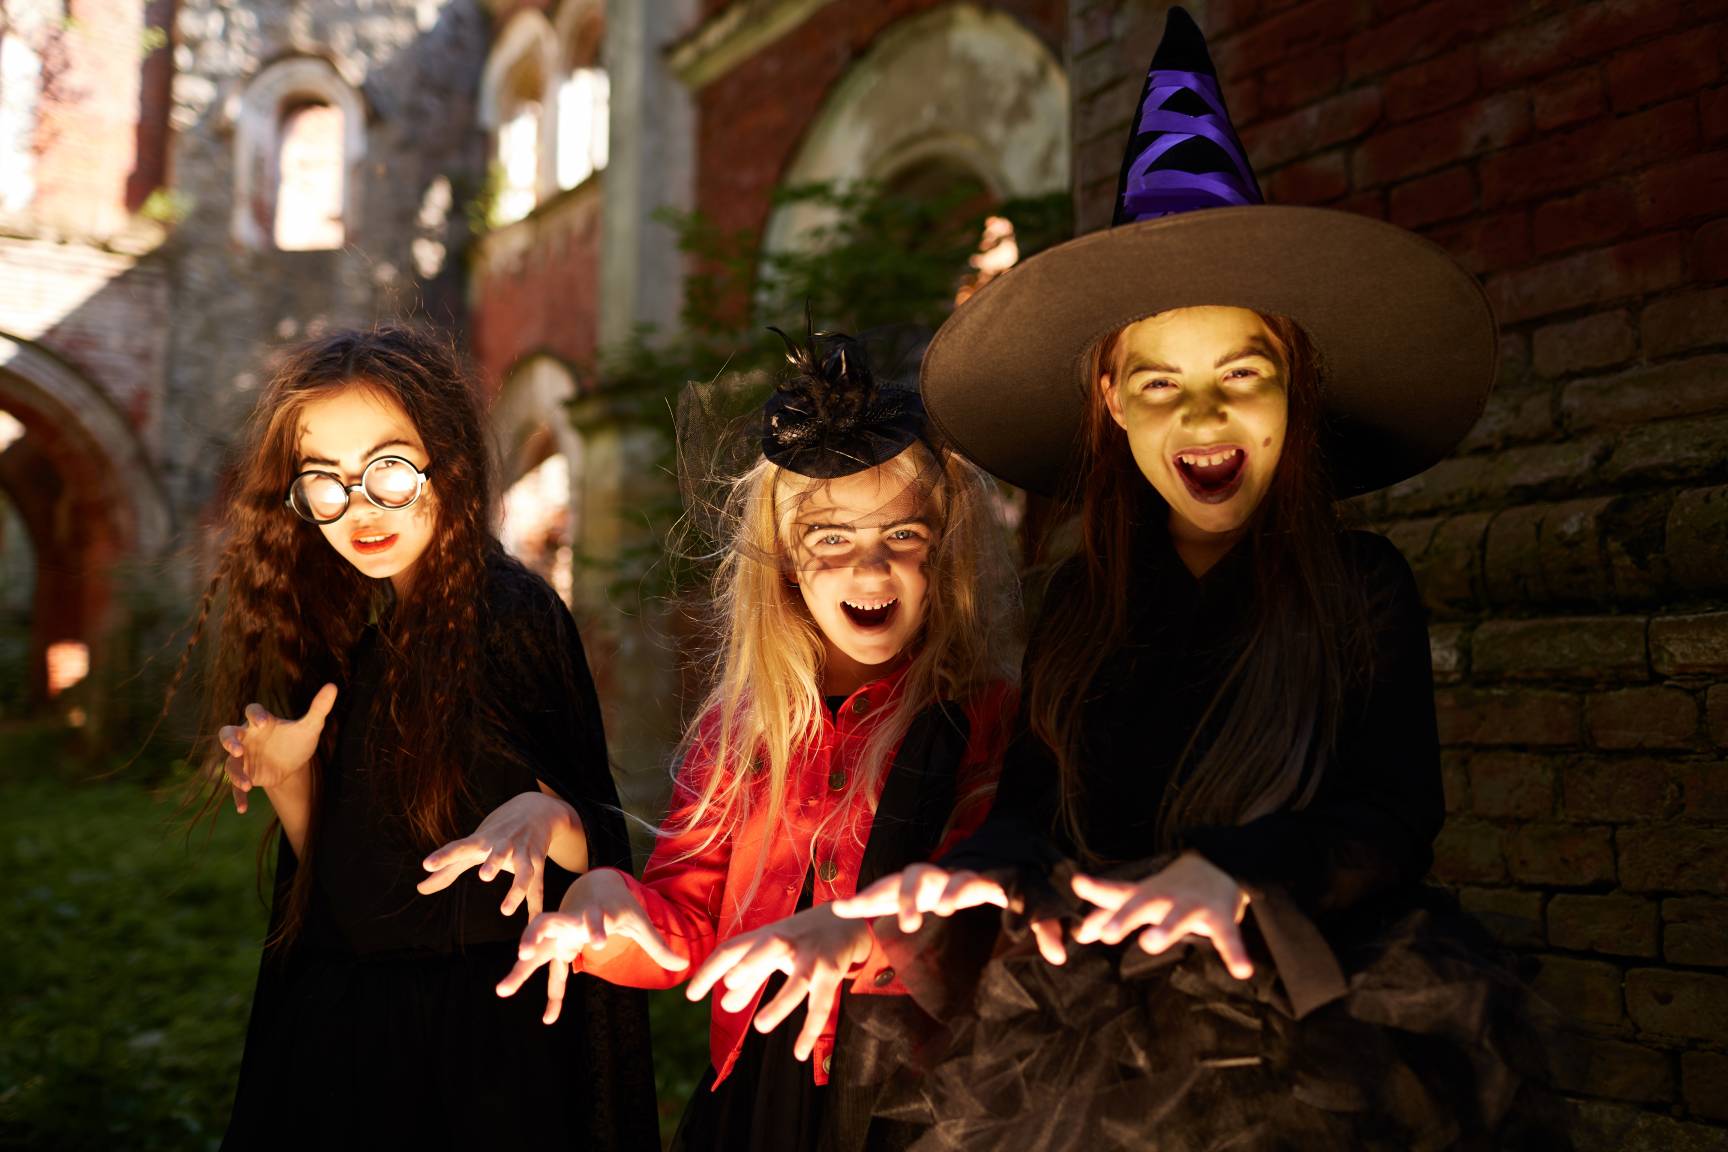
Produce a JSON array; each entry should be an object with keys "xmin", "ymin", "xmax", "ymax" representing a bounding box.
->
[
  {"xmin": 873, "ymin": 523, "xmax": 1568, "ymax": 1151},
  {"xmin": 222, "ymin": 557, "xmax": 658, "ymax": 1151}
]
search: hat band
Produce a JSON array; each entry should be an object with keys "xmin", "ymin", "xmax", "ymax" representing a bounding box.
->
[{"xmin": 1120, "ymin": 70, "xmax": 1260, "ymax": 220}]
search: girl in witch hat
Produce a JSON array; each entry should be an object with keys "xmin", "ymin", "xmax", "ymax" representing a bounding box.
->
[
  {"xmin": 480, "ymin": 317, "xmax": 1021, "ymax": 1151},
  {"xmin": 832, "ymin": 9, "xmax": 1569, "ymax": 1149},
  {"xmin": 168, "ymin": 327, "xmax": 657, "ymax": 1150}
]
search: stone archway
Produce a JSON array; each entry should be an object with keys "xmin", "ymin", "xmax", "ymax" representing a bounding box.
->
[
  {"xmin": 489, "ymin": 354, "xmax": 585, "ymax": 605},
  {"xmin": 763, "ymin": 3, "xmax": 1070, "ymax": 256},
  {"xmin": 0, "ymin": 335, "xmax": 170, "ymax": 712}
]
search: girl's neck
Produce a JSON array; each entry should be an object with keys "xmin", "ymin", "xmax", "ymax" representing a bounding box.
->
[
  {"xmin": 821, "ymin": 644, "xmax": 907, "ymax": 699},
  {"xmin": 1167, "ymin": 510, "xmax": 1246, "ymax": 578}
]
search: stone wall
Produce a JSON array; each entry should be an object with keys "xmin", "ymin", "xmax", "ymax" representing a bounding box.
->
[
  {"xmin": 1073, "ymin": 0, "xmax": 1728, "ymax": 1142},
  {"xmin": 163, "ymin": 0, "xmax": 489, "ymax": 515}
]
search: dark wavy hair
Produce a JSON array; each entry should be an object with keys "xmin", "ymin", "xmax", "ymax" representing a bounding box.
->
[
  {"xmin": 1028, "ymin": 312, "xmax": 1370, "ymax": 863},
  {"xmin": 166, "ymin": 325, "xmax": 497, "ymax": 941}
]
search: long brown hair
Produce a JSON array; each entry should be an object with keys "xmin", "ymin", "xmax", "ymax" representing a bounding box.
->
[
  {"xmin": 167, "ymin": 326, "xmax": 497, "ymax": 941},
  {"xmin": 1028, "ymin": 312, "xmax": 1369, "ymax": 862}
]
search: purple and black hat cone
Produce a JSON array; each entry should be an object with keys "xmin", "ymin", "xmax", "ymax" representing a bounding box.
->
[
  {"xmin": 1114, "ymin": 6, "xmax": 1263, "ymax": 225},
  {"xmin": 919, "ymin": 5, "xmax": 1499, "ymax": 498}
]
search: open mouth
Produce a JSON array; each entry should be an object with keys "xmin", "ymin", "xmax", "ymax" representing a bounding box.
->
[
  {"xmin": 352, "ymin": 532, "xmax": 399, "ymax": 555},
  {"xmin": 841, "ymin": 597, "xmax": 898, "ymax": 630},
  {"xmin": 1173, "ymin": 446, "xmax": 1248, "ymax": 505}
]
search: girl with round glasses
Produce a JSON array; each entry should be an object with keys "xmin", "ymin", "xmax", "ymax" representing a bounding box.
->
[{"xmin": 165, "ymin": 326, "xmax": 657, "ymax": 1149}]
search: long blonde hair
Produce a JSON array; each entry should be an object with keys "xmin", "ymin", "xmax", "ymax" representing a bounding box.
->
[{"xmin": 667, "ymin": 440, "xmax": 1017, "ymax": 897}]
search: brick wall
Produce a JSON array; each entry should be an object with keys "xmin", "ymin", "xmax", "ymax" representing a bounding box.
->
[
  {"xmin": 690, "ymin": 0, "xmax": 1066, "ymax": 247},
  {"xmin": 1073, "ymin": 0, "xmax": 1728, "ymax": 1141},
  {"xmin": 469, "ymin": 184, "xmax": 604, "ymax": 395}
]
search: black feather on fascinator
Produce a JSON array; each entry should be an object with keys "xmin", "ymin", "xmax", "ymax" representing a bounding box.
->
[{"xmin": 761, "ymin": 310, "xmax": 927, "ymax": 479}]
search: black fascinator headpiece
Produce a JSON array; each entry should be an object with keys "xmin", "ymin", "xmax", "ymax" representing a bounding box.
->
[{"xmin": 761, "ymin": 310, "xmax": 927, "ymax": 480}]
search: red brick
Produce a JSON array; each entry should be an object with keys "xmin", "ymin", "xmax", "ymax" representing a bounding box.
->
[
  {"xmin": 1344, "ymin": 0, "xmax": 1518, "ymax": 82},
  {"xmin": 1530, "ymin": 954, "xmax": 1624, "ymax": 1028},
  {"xmin": 1256, "ymin": 47, "xmax": 1343, "ymax": 116},
  {"xmin": 1478, "ymin": 99, "xmax": 1699, "ymax": 209},
  {"xmin": 1664, "ymin": 897, "xmax": 1728, "ymax": 967},
  {"xmin": 1487, "ymin": 234, "xmax": 1686, "ymax": 324},
  {"xmin": 1668, "ymin": 487, "xmax": 1728, "ymax": 595},
  {"xmin": 1710, "ymin": 685, "xmax": 1728, "ymax": 749},
  {"xmin": 1507, "ymin": 823, "xmax": 1616, "ymax": 887},
  {"xmin": 1203, "ymin": 0, "xmax": 1263, "ymax": 39},
  {"xmin": 1211, "ymin": 0, "xmax": 1361, "ymax": 77},
  {"xmin": 1533, "ymin": 66, "xmax": 1606, "ymax": 132},
  {"xmin": 1589, "ymin": 687, "xmax": 1701, "ymax": 750},
  {"xmin": 1387, "ymin": 165, "xmax": 1474, "ymax": 228},
  {"xmin": 1561, "ymin": 356, "xmax": 1728, "ymax": 430},
  {"xmin": 1643, "ymin": 287, "xmax": 1728, "ymax": 358},
  {"xmin": 1531, "ymin": 310, "xmax": 1638, "ymax": 377},
  {"xmin": 1467, "ymin": 750, "xmax": 1556, "ymax": 818},
  {"xmin": 1548, "ymin": 893, "xmax": 1660, "ymax": 957},
  {"xmin": 1352, "ymin": 92, "xmax": 1530, "ymax": 188},
  {"xmin": 1458, "ymin": 885, "xmax": 1544, "ymax": 948},
  {"xmin": 1626, "ymin": 968, "xmax": 1728, "ymax": 1040},
  {"xmin": 1430, "ymin": 683, "xmax": 1582, "ymax": 749},
  {"xmin": 1551, "ymin": 1034, "xmax": 1674, "ymax": 1103},
  {"xmin": 1707, "ymin": 83, "xmax": 1728, "ymax": 144},
  {"xmin": 1264, "ymin": 150, "xmax": 1349, "ymax": 204},
  {"xmin": 1383, "ymin": 46, "xmax": 1478, "ymax": 123},
  {"xmin": 1424, "ymin": 208, "xmax": 1530, "ymax": 276},
  {"xmin": 1472, "ymin": 617, "xmax": 1649, "ymax": 682},
  {"xmin": 1405, "ymin": 512, "xmax": 1489, "ymax": 613},
  {"xmin": 1332, "ymin": 187, "xmax": 1385, "ymax": 220},
  {"xmin": 1431, "ymin": 819, "xmax": 1507, "ymax": 884},
  {"xmin": 1691, "ymin": 217, "xmax": 1728, "ymax": 282},
  {"xmin": 1531, "ymin": 183, "xmax": 1635, "ymax": 259},
  {"xmin": 1681, "ymin": 1051, "xmax": 1728, "ymax": 1123},
  {"xmin": 1479, "ymin": 0, "xmax": 1694, "ymax": 88},
  {"xmin": 1241, "ymin": 86, "xmax": 1382, "ymax": 169},
  {"xmin": 1649, "ymin": 613, "xmax": 1728, "ymax": 677},
  {"xmin": 1633, "ymin": 150, "xmax": 1728, "ymax": 231},
  {"xmin": 1619, "ymin": 824, "xmax": 1728, "ymax": 893},
  {"xmin": 1607, "ymin": 28, "xmax": 1723, "ymax": 113},
  {"xmin": 1457, "ymin": 373, "xmax": 1552, "ymax": 454},
  {"xmin": 1562, "ymin": 758, "xmax": 1682, "ymax": 823}
]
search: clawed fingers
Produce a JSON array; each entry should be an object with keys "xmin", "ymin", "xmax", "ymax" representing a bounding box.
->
[
  {"xmin": 611, "ymin": 910, "xmax": 689, "ymax": 973},
  {"xmin": 416, "ymin": 841, "xmax": 489, "ymax": 895},
  {"xmin": 751, "ymin": 968, "xmax": 811, "ymax": 1034},
  {"xmin": 793, "ymin": 968, "xmax": 842, "ymax": 1061},
  {"xmin": 500, "ymin": 857, "xmax": 539, "ymax": 917},
  {"xmin": 829, "ymin": 875, "xmax": 900, "ymax": 920},
  {"xmin": 1029, "ymin": 917, "xmax": 1068, "ymax": 966},
  {"xmin": 687, "ymin": 936, "xmax": 756, "ymax": 1002},
  {"xmin": 497, "ymin": 933, "xmax": 560, "ymax": 998},
  {"xmin": 719, "ymin": 940, "xmax": 790, "ymax": 1013},
  {"xmin": 543, "ymin": 957, "xmax": 569, "ymax": 1025},
  {"xmin": 1184, "ymin": 914, "xmax": 1255, "ymax": 980},
  {"xmin": 243, "ymin": 702, "xmax": 273, "ymax": 729}
]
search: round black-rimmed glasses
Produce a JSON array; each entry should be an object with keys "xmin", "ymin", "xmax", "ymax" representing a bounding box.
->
[{"xmin": 285, "ymin": 456, "xmax": 433, "ymax": 525}]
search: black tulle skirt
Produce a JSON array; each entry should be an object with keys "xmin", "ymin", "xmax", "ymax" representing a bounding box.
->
[{"xmin": 850, "ymin": 878, "xmax": 1571, "ymax": 1152}]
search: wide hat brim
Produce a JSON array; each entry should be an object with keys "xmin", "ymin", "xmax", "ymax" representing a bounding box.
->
[{"xmin": 921, "ymin": 204, "xmax": 1497, "ymax": 497}]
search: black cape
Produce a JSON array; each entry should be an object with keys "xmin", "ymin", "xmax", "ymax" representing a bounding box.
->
[
  {"xmin": 862, "ymin": 523, "xmax": 1569, "ymax": 1151},
  {"xmin": 222, "ymin": 556, "xmax": 658, "ymax": 1151}
]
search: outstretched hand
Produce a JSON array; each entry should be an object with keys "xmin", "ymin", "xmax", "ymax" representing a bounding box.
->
[
  {"xmin": 217, "ymin": 683, "xmax": 338, "ymax": 814},
  {"xmin": 829, "ymin": 863, "xmax": 1068, "ymax": 965},
  {"xmin": 685, "ymin": 904, "xmax": 874, "ymax": 1061},
  {"xmin": 418, "ymin": 790, "xmax": 584, "ymax": 919},
  {"xmin": 496, "ymin": 869, "xmax": 688, "ymax": 1024},
  {"xmin": 1070, "ymin": 851, "xmax": 1253, "ymax": 979}
]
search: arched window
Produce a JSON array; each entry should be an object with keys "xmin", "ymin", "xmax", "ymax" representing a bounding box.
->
[
  {"xmin": 481, "ymin": 12, "xmax": 558, "ymax": 227},
  {"xmin": 0, "ymin": 29, "xmax": 42, "ymax": 215},
  {"xmin": 491, "ymin": 356, "xmax": 585, "ymax": 606},
  {"xmin": 555, "ymin": 0, "xmax": 608, "ymax": 191},
  {"xmin": 233, "ymin": 57, "xmax": 366, "ymax": 251},
  {"xmin": 274, "ymin": 99, "xmax": 346, "ymax": 249}
]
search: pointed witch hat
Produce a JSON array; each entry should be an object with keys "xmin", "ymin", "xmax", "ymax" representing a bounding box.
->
[{"xmin": 919, "ymin": 6, "xmax": 1497, "ymax": 497}]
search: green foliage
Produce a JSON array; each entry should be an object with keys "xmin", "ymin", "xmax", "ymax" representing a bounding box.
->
[
  {"xmin": 0, "ymin": 728, "xmax": 719, "ymax": 1148},
  {"xmin": 138, "ymin": 188, "xmax": 193, "ymax": 228}
]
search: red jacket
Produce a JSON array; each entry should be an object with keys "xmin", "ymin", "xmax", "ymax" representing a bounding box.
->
[{"xmin": 575, "ymin": 666, "xmax": 1012, "ymax": 1086}]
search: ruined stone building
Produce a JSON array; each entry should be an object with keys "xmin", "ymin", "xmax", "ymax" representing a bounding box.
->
[{"xmin": 2, "ymin": 0, "xmax": 1726, "ymax": 1141}]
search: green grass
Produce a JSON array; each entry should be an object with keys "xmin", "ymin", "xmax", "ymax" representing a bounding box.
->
[{"xmin": 0, "ymin": 725, "xmax": 710, "ymax": 1148}]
